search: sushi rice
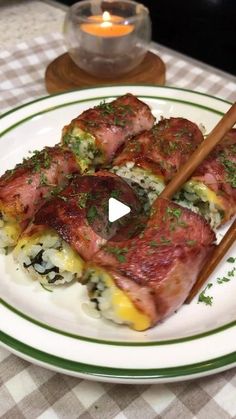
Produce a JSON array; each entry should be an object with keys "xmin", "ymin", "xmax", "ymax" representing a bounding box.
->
[
  {"xmin": 14, "ymin": 230, "xmax": 84, "ymax": 285},
  {"xmin": 83, "ymin": 266, "xmax": 151, "ymax": 331},
  {"xmin": 175, "ymin": 180, "xmax": 224, "ymax": 229},
  {"xmin": 111, "ymin": 162, "xmax": 223, "ymax": 229},
  {"xmin": 0, "ymin": 214, "xmax": 20, "ymax": 253},
  {"xmin": 62, "ymin": 126, "xmax": 103, "ymax": 172},
  {"xmin": 111, "ymin": 162, "xmax": 165, "ymax": 206}
]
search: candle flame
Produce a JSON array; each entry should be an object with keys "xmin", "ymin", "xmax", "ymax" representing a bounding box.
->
[
  {"xmin": 101, "ymin": 11, "xmax": 112, "ymax": 28},
  {"xmin": 102, "ymin": 11, "xmax": 111, "ymax": 21}
]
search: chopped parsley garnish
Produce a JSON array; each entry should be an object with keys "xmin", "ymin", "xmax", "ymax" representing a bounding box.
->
[
  {"xmin": 87, "ymin": 205, "xmax": 98, "ymax": 223},
  {"xmin": 97, "ymin": 101, "xmax": 115, "ymax": 115},
  {"xmin": 49, "ymin": 185, "xmax": 64, "ymax": 197},
  {"xmin": 160, "ymin": 236, "xmax": 171, "ymax": 244},
  {"xmin": 166, "ymin": 207, "xmax": 182, "ymax": 219},
  {"xmin": 28, "ymin": 149, "xmax": 52, "ymax": 173},
  {"xmin": 227, "ymin": 257, "xmax": 235, "ymax": 263},
  {"xmin": 228, "ymin": 267, "xmax": 236, "ymax": 277},
  {"xmin": 173, "ymin": 128, "xmax": 190, "ymax": 137},
  {"xmin": 96, "ymin": 100, "xmax": 132, "ymax": 127},
  {"xmin": 198, "ymin": 283, "xmax": 213, "ymax": 306},
  {"xmin": 105, "ymin": 246, "xmax": 128, "ymax": 262},
  {"xmin": 134, "ymin": 142, "xmax": 141, "ymax": 152},
  {"xmin": 117, "ymin": 104, "xmax": 133, "ymax": 116},
  {"xmin": 217, "ymin": 276, "xmax": 231, "ymax": 284},
  {"xmin": 113, "ymin": 117, "xmax": 126, "ymax": 127},
  {"xmin": 110, "ymin": 190, "xmax": 120, "ymax": 199},
  {"xmin": 77, "ymin": 192, "xmax": 88, "ymax": 209},
  {"xmin": 186, "ymin": 240, "xmax": 196, "ymax": 246},
  {"xmin": 149, "ymin": 240, "xmax": 159, "ymax": 247},
  {"xmin": 219, "ymin": 151, "xmax": 236, "ymax": 188},
  {"xmin": 149, "ymin": 237, "xmax": 171, "ymax": 247},
  {"xmin": 39, "ymin": 173, "xmax": 49, "ymax": 186},
  {"xmin": 216, "ymin": 257, "xmax": 235, "ymax": 283}
]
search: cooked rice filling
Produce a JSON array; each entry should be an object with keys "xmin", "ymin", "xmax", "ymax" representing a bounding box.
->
[
  {"xmin": 62, "ymin": 126, "xmax": 103, "ymax": 172},
  {"xmin": 111, "ymin": 163, "xmax": 165, "ymax": 207},
  {"xmin": 83, "ymin": 267, "xmax": 151, "ymax": 331},
  {"xmin": 0, "ymin": 212, "xmax": 20, "ymax": 252},
  {"xmin": 175, "ymin": 180, "xmax": 224, "ymax": 229},
  {"xmin": 111, "ymin": 164, "xmax": 223, "ymax": 230},
  {"xmin": 14, "ymin": 231, "xmax": 84, "ymax": 285}
]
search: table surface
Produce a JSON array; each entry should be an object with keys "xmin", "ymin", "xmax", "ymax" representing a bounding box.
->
[{"xmin": 0, "ymin": 1, "xmax": 236, "ymax": 418}]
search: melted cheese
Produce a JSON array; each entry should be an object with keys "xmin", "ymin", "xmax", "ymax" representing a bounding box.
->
[
  {"xmin": 14, "ymin": 232, "xmax": 46, "ymax": 255},
  {"xmin": 104, "ymin": 272, "xmax": 151, "ymax": 331},
  {"xmin": 185, "ymin": 181, "xmax": 222, "ymax": 206},
  {"xmin": 4, "ymin": 223, "xmax": 20, "ymax": 241},
  {"xmin": 53, "ymin": 244, "xmax": 83, "ymax": 273}
]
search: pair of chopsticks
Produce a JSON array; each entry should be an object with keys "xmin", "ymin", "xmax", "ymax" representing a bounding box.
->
[{"xmin": 158, "ymin": 102, "xmax": 236, "ymax": 303}]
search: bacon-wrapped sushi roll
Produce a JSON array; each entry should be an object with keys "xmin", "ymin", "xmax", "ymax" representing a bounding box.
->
[
  {"xmin": 111, "ymin": 117, "xmax": 204, "ymax": 205},
  {"xmin": 178, "ymin": 129, "xmax": 236, "ymax": 228},
  {"xmin": 0, "ymin": 146, "xmax": 79, "ymax": 252},
  {"xmin": 14, "ymin": 172, "xmax": 140, "ymax": 285},
  {"xmin": 61, "ymin": 94, "xmax": 155, "ymax": 172},
  {"xmin": 82, "ymin": 199, "xmax": 215, "ymax": 331}
]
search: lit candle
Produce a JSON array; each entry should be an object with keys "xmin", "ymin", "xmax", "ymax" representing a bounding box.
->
[
  {"xmin": 81, "ymin": 11, "xmax": 134, "ymax": 37},
  {"xmin": 64, "ymin": 1, "xmax": 151, "ymax": 78}
]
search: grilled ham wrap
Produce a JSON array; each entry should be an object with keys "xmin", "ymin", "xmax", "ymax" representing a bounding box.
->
[
  {"xmin": 14, "ymin": 172, "xmax": 140, "ymax": 285},
  {"xmin": 177, "ymin": 129, "xmax": 236, "ymax": 228},
  {"xmin": 0, "ymin": 146, "xmax": 79, "ymax": 251},
  {"xmin": 61, "ymin": 93, "xmax": 155, "ymax": 172},
  {"xmin": 111, "ymin": 117, "xmax": 204, "ymax": 206},
  {"xmin": 112, "ymin": 119, "xmax": 236, "ymax": 229},
  {"xmin": 82, "ymin": 199, "xmax": 215, "ymax": 331}
]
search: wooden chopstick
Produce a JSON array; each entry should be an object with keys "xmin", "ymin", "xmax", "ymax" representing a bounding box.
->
[
  {"xmin": 157, "ymin": 102, "xmax": 236, "ymax": 303},
  {"xmin": 185, "ymin": 219, "xmax": 236, "ymax": 303},
  {"xmin": 159, "ymin": 102, "xmax": 236, "ymax": 200}
]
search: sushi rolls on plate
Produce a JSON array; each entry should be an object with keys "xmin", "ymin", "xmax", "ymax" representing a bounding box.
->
[
  {"xmin": 82, "ymin": 199, "xmax": 216, "ymax": 331},
  {"xmin": 61, "ymin": 93, "xmax": 155, "ymax": 172}
]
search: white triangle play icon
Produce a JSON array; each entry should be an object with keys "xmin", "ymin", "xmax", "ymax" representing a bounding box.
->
[{"xmin": 108, "ymin": 198, "xmax": 131, "ymax": 222}]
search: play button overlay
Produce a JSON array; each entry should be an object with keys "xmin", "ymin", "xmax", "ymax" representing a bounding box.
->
[
  {"xmin": 84, "ymin": 174, "xmax": 150, "ymax": 241},
  {"xmin": 108, "ymin": 198, "xmax": 130, "ymax": 222}
]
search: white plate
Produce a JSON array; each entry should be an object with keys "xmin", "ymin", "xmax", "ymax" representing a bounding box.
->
[{"xmin": 0, "ymin": 85, "xmax": 235, "ymax": 383}]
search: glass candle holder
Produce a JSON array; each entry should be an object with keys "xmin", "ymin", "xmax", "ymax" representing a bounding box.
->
[{"xmin": 64, "ymin": 0, "xmax": 151, "ymax": 78}]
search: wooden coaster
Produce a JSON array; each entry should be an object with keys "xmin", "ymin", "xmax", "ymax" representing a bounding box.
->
[{"xmin": 45, "ymin": 51, "xmax": 166, "ymax": 94}]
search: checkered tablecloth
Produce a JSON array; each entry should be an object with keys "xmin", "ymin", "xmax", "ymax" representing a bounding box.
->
[{"xmin": 0, "ymin": 32, "xmax": 236, "ymax": 419}]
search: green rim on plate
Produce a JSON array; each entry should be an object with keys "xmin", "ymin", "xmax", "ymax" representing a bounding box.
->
[
  {"xmin": 0, "ymin": 84, "xmax": 231, "ymax": 120},
  {"xmin": 1, "ymin": 330, "xmax": 236, "ymax": 379},
  {"xmin": 0, "ymin": 94, "xmax": 225, "ymax": 138},
  {"xmin": 1, "ymin": 298, "xmax": 236, "ymax": 347}
]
